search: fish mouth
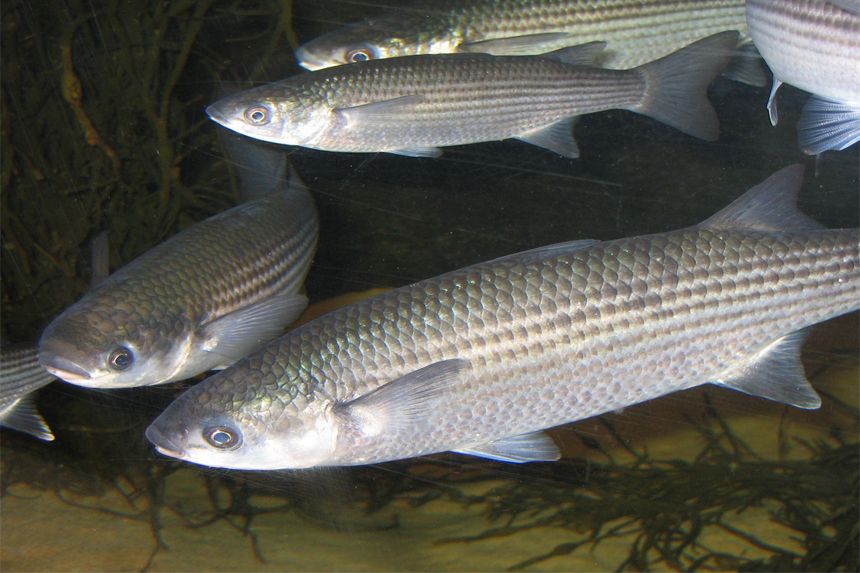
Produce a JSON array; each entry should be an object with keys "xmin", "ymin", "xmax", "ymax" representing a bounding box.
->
[
  {"xmin": 294, "ymin": 47, "xmax": 327, "ymax": 71},
  {"xmin": 39, "ymin": 354, "xmax": 92, "ymax": 383},
  {"xmin": 205, "ymin": 103, "xmax": 229, "ymax": 127},
  {"xmin": 145, "ymin": 423, "xmax": 185, "ymax": 459}
]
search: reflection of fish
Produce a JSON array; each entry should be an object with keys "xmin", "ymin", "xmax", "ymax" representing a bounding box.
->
[
  {"xmin": 296, "ymin": 0, "xmax": 762, "ymax": 85},
  {"xmin": 39, "ymin": 159, "xmax": 319, "ymax": 389},
  {"xmin": 746, "ymin": 0, "xmax": 860, "ymax": 154},
  {"xmin": 208, "ymin": 32, "xmax": 736, "ymax": 158},
  {"xmin": 146, "ymin": 166, "xmax": 860, "ymax": 471},
  {"xmin": 1, "ymin": 347, "xmax": 55, "ymax": 441}
]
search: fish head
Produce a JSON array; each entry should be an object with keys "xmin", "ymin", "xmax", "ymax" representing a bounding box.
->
[
  {"xmin": 295, "ymin": 18, "xmax": 425, "ymax": 71},
  {"xmin": 145, "ymin": 362, "xmax": 339, "ymax": 470},
  {"xmin": 38, "ymin": 292, "xmax": 191, "ymax": 388},
  {"xmin": 206, "ymin": 84, "xmax": 329, "ymax": 148}
]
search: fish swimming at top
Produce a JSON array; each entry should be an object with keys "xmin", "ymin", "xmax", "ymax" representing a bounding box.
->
[
  {"xmin": 145, "ymin": 165, "xmax": 859, "ymax": 471},
  {"xmin": 38, "ymin": 155, "xmax": 319, "ymax": 389},
  {"xmin": 295, "ymin": 0, "xmax": 764, "ymax": 85},
  {"xmin": 746, "ymin": 0, "xmax": 860, "ymax": 153},
  {"xmin": 208, "ymin": 32, "xmax": 737, "ymax": 158},
  {"xmin": 1, "ymin": 346, "xmax": 55, "ymax": 441}
]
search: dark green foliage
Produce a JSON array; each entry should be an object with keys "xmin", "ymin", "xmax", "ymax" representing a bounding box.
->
[{"xmin": 0, "ymin": 0, "xmax": 296, "ymax": 340}]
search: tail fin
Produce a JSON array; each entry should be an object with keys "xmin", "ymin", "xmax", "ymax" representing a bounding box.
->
[{"xmin": 633, "ymin": 31, "xmax": 738, "ymax": 141}]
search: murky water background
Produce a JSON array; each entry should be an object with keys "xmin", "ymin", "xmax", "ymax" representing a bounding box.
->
[{"xmin": 2, "ymin": 1, "xmax": 858, "ymax": 571}]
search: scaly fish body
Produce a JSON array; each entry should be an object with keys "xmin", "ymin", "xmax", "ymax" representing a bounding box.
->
[
  {"xmin": 208, "ymin": 32, "xmax": 737, "ymax": 158},
  {"xmin": 38, "ymin": 170, "xmax": 319, "ymax": 388},
  {"xmin": 146, "ymin": 166, "xmax": 859, "ymax": 470},
  {"xmin": 296, "ymin": 0, "xmax": 754, "ymax": 78},
  {"xmin": 1, "ymin": 346, "xmax": 55, "ymax": 441},
  {"xmin": 746, "ymin": 0, "xmax": 860, "ymax": 153}
]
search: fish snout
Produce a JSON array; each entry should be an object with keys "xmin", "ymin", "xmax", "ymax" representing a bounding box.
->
[
  {"xmin": 145, "ymin": 421, "xmax": 186, "ymax": 459},
  {"xmin": 293, "ymin": 46, "xmax": 328, "ymax": 71},
  {"xmin": 38, "ymin": 351, "xmax": 92, "ymax": 383}
]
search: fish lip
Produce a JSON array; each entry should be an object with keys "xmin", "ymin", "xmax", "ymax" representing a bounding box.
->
[
  {"xmin": 39, "ymin": 354, "xmax": 92, "ymax": 382},
  {"xmin": 205, "ymin": 103, "xmax": 228, "ymax": 126},
  {"xmin": 293, "ymin": 46, "xmax": 326, "ymax": 71},
  {"xmin": 145, "ymin": 423, "xmax": 185, "ymax": 459}
]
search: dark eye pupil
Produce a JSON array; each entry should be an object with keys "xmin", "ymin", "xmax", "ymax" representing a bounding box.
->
[
  {"xmin": 245, "ymin": 107, "xmax": 268, "ymax": 124},
  {"xmin": 205, "ymin": 426, "xmax": 240, "ymax": 449},
  {"xmin": 349, "ymin": 49, "xmax": 370, "ymax": 62},
  {"xmin": 212, "ymin": 431, "xmax": 230, "ymax": 445},
  {"xmin": 108, "ymin": 347, "xmax": 133, "ymax": 371}
]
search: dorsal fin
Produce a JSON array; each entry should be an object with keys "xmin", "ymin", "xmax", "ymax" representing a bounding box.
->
[{"xmin": 699, "ymin": 165, "xmax": 823, "ymax": 233}]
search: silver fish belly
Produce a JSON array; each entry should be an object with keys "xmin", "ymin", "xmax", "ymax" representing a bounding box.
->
[
  {"xmin": 296, "ymin": 0, "xmax": 756, "ymax": 81},
  {"xmin": 746, "ymin": 0, "xmax": 860, "ymax": 153},
  {"xmin": 38, "ymin": 170, "xmax": 319, "ymax": 389},
  {"xmin": 145, "ymin": 165, "xmax": 859, "ymax": 471},
  {"xmin": 208, "ymin": 32, "xmax": 737, "ymax": 158},
  {"xmin": 1, "ymin": 346, "xmax": 55, "ymax": 441}
]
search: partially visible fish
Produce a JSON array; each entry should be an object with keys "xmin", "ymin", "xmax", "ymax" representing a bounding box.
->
[
  {"xmin": 746, "ymin": 0, "xmax": 860, "ymax": 153},
  {"xmin": 208, "ymin": 32, "xmax": 737, "ymax": 158},
  {"xmin": 39, "ymin": 154, "xmax": 320, "ymax": 389},
  {"xmin": 1, "ymin": 347, "xmax": 55, "ymax": 441},
  {"xmin": 145, "ymin": 165, "xmax": 859, "ymax": 471},
  {"xmin": 296, "ymin": 0, "xmax": 763, "ymax": 85}
]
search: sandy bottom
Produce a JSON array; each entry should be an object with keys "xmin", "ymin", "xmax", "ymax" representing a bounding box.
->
[{"xmin": 2, "ymin": 316, "xmax": 857, "ymax": 572}]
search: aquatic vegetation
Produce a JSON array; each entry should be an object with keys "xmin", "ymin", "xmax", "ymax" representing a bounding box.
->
[
  {"xmin": 0, "ymin": 0, "xmax": 295, "ymax": 341},
  {"xmin": 434, "ymin": 403, "xmax": 859, "ymax": 571}
]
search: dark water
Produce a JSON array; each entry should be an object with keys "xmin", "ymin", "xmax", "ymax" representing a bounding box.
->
[{"xmin": 1, "ymin": 1, "xmax": 858, "ymax": 571}]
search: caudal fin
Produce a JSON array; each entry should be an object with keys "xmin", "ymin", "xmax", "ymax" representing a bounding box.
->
[{"xmin": 633, "ymin": 31, "xmax": 738, "ymax": 141}]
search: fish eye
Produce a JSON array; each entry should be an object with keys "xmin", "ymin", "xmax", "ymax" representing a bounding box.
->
[
  {"xmin": 204, "ymin": 426, "xmax": 242, "ymax": 450},
  {"xmin": 108, "ymin": 346, "xmax": 134, "ymax": 371},
  {"xmin": 346, "ymin": 47, "xmax": 373, "ymax": 63},
  {"xmin": 244, "ymin": 106, "xmax": 270, "ymax": 125}
]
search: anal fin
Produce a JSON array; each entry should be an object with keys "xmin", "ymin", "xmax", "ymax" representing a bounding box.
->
[
  {"xmin": 712, "ymin": 329, "xmax": 821, "ymax": 409},
  {"xmin": 515, "ymin": 117, "xmax": 580, "ymax": 157},
  {"xmin": 455, "ymin": 431, "xmax": 561, "ymax": 463}
]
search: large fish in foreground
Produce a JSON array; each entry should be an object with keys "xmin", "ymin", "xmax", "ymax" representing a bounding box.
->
[
  {"xmin": 295, "ymin": 0, "xmax": 763, "ymax": 85},
  {"xmin": 746, "ymin": 0, "xmax": 860, "ymax": 154},
  {"xmin": 1, "ymin": 346, "xmax": 55, "ymax": 441},
  {"xmin": 39, "ymin": 158, "xmax": 319, "ymax": 389},
  {"xmin": 145, "ymin": 166, "xmax": 859, "ymax": 470},
  {"xmin": 208, "ymin": 32, "xmax": 737, "ymax": 158}
]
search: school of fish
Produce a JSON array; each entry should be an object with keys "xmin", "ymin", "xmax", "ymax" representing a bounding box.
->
[{"xmin": 5, "ymin": 2, "xmax": 855, "ymax": 480}]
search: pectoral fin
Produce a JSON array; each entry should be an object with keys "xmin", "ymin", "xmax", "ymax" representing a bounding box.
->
[
  {"xmin": 201, "ymin": 293, "xmax": 309, "ymax": 368},
  {"xmin": 712, "ymin": 329, "xmax": 821, "ymax": 409},
  {"xmin": 455, "ymin": 431, "xmax": 561, "ymax": 463},
  {"xmin": 336, "ymin": 359, "xmax": 469, "ymax": 437}
]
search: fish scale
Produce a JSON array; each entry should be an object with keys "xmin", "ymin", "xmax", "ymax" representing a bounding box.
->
[
  {"xmin": 304, "ymin": 228, "xmax": 857, "ymax": 463},
  {"xmin": 38, "ymin": 174, "xmax": 319, "ymax": 388},
  {"xmin": 146, "ymin": 167, "xmax": 859, "ymax": 469},
  {"xmin": 296, "ymin": 0, "xmax": 751, "ymax": 73}
]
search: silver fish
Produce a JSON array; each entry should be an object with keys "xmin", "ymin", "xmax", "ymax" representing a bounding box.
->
[
  {"xmin": 746, "ymin": 0, "xmax": 860, "ymax": 153},
  {"xmin": 208, "ymin": 32, "xmax": 737, "ymax": 158},
  {"xmin": 145, "ymin": 165, "xmax": 859, "ymax": 470},
  {"xmin": 1, "ymin": 346, "xmax": 55, "ymax": 441},
  {"xmin": 296, "ymin": 0, "xmax": 763, "ymax": 85},
  {"xmin": 39, "ymin": 159, "xmax": 319, "ymax": 389}
]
